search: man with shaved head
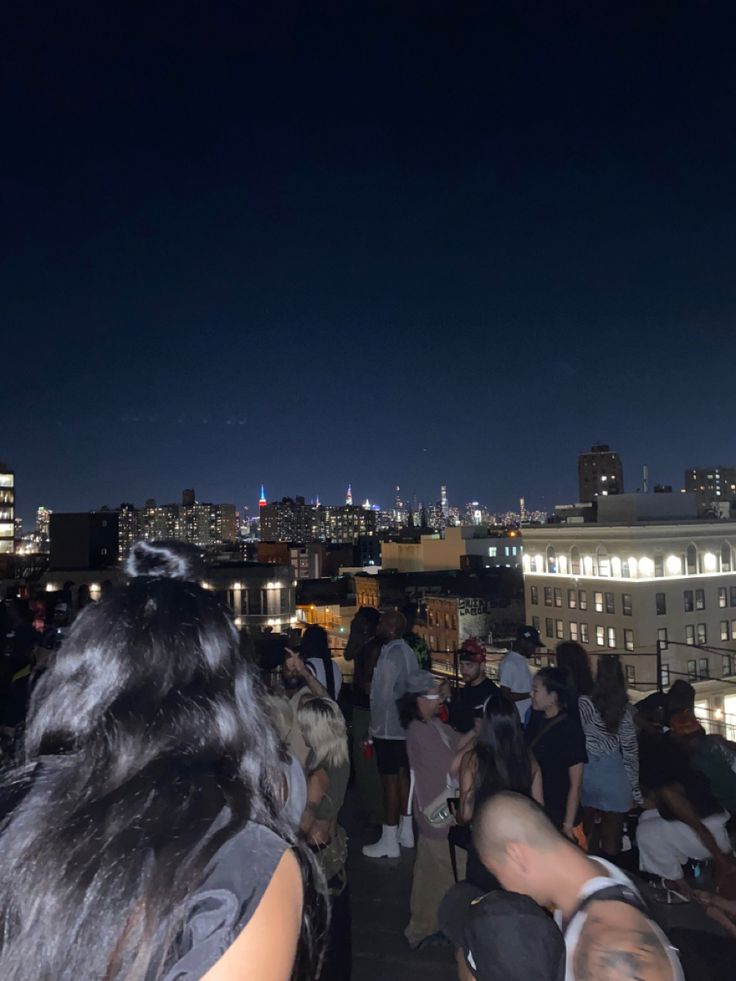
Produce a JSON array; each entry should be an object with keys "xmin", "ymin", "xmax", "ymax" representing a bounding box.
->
[
  {"xmin": 363, "ymin": 609, "xmax": 434, "ymax": 858},
  {"xmin": 472, "ymin": 792, "xmax": 684, "ymax": 980}
]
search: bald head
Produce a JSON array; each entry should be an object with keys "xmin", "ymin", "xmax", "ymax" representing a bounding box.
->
[{"xmin": 473, "ymin": 791, "xmax": 562, "ymax": 864}]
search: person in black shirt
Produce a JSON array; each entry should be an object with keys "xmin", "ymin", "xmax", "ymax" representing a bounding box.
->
[
  {"xmin": 449, "ymin": 638, "xmax": 499, "ymax": 734},
  {"xmin": 526, "ymin": 667, "xmax": 587, "ymax": 834}
]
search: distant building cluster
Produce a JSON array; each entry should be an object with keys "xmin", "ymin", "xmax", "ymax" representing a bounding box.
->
[
  {"xmin": 118, "ymin": 490, "xmax": 238, "ymax": 556},
  {"xmin": 259, "ymin": 495, "xmax": 377, "ymax": 544}
]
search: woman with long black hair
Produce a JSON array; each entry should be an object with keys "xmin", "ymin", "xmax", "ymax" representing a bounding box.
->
[
  {"xmin": 457, "ymin": 692, "xmax": 543, "ymax": 889},
  {"xmin": 0, "ymin": 541, "xmax": 327, "ymax": 981}
]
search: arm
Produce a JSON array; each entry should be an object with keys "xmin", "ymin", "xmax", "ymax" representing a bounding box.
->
[
  {"xmin": 563, "ymin": 762, "xmax": 584, "ymax": 836},
  {"xmin": 573, "ymin": 902, "xmax": 677, "ymax": 981},
  {"xmin": 449, "ymin": 729, "xmax": 477, "ymax": 782},
  {"xmin": 656, "ymin": 784, "xmax": 729, "ymax": 866},
  {"xmin": 500, "ymin": 687, "xmax": 530, "ymax": 703},
  {"xmin": 530, "ymin": 757, "xmax": 544, "ymax": 806},
  {"xmin": 285, "ymin": 650, "xmax": 330, "ymax": 699},
  {"xmin": 459, "ymin": 751, "xmax": 477, "ymax": 824},
  {"xmin": 202, "ymin": 850, "xmax": 302, "ymax": 981},
  {"xmin": 620, "ymin": 707, "xmax": 643, "ymax": 804},
  {"xmin": 300, "ymin": 767, "xmax": 329, "ymax": 837}
]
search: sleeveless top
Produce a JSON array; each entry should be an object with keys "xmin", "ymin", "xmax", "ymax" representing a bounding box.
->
[
  {"xmin": 154, "ymin": 818, "xmax": 289, "ymax": 980},
  {"xmin": 558, "ymin": 857, "xmax": 684, "ymax": 981},
  {"xmin": 311, "ymin": 758, "xmax": 350, "ymax": 822}
]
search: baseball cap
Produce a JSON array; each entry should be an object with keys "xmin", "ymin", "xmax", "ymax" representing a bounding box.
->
[
  {"xmin": 439, "ymin": 883, "xmax": 565, "ymax": 981},
  {"xmin": 516, "ymin": 625, "xmax": 542, "ymax": 648},
  {"xmin": 458, "ymin": 637, "xmax": 486, "ymax": 663}
]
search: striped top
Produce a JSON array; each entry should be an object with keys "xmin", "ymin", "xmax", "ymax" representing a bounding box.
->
[{"xmin": 578, "ymin": 696, "xmax": 642, "ymax": 804}]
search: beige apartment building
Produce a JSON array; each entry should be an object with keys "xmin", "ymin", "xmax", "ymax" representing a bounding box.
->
[{"xmin": 523, "ymin": 515, "xmax": 736, "ymax": 738}]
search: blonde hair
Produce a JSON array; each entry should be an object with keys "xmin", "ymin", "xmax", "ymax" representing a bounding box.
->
[{"xmin": 297, "ymin": 696, "xmax": 349, "ymax": 770}]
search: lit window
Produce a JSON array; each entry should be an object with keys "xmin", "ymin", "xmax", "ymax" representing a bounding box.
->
[
  {"xmin": 686, "ymin": 625, "xmax": 695, "ymax": 645},
  {"xmin": 660, "ymin": 664, "xmax": 670, "ymax": 687},
  {"xmin": 605, "ymin": 592, "xmax": 615, "ymax": 615},
  {"xmin": 594, "ymin": 591, "xmax": 604, "ymax": 613},
  {"xmin": 721, "ymin": 621, "xmax": 729, "ymax": 641},
  {"xmin": 657, "ymin": 627, "xmax": 668, "ymax": 650},
  {"xmin": 569, "ymin": 621, "xmax": 579, "ymax": 641},
  {"xmin": 625, "ymin": 664, "xmax": 636, "ymax": 685},
  {"xmin": 656, "ymin": 593, "xmax": 667, "ymax": 616},
  {"xmin": 554, "ymin": 588, "xmax": 562, "ymax": 608},
  {"xmin": 698, "ymin": 657, "xmax": 709, "ymax": 678},
  {"xmin": 695, "ymin": 589, "xmax": 705, "ymax": 611},
  {"xmin": 596, "ymin": 625, "xmax": 605, "ymax": 647},
  {"xmin": 697, "ymin": 623, "xmax": 707, "ymax": 645},
  {"xmin": 544, "ymin": 587, "xmax": 553, "ymax": 607},
  {"xmin": 622, "ymin": 593, "xmax": 632, "ymax": 616},
  {"xmin": 568, "ymin": 589, "xmax": 577, "ymax": 609},
  {"xmin": 687, "ymin": 659, "xmax": 697, "ymax": 680},
  {"xmin": 607, "ymin": 626, "xmax": 616, "ymax": 649},
  {"xmin": 579, "ymin": 590, "xmax": 588, "ymax": 611},
  {"xmin": 556, "ymin": 619, "xmax": 564, "ymax": 639},
  {"xmin": 530, "ymin": 586, "xmax": 539, "ymax": 605},
  {"xmin": 624, "ymin": 629, "xmax": 634, "ymax": 651},
  {"xmin": 684, "ymin": 590, "xmax": 694, "ymax": 613},
  {"xmin": 719, "ymin": 587, "xmax": 727, "ymax": 608},
  {"xmin": 580, "ymin": 623, "xmax": 589, "ymax": 644}
]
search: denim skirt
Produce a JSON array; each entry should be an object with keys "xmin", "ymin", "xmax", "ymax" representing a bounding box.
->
[{"xmin": 581, "ymin": 751, "xmax": 633, "ymax": 812}]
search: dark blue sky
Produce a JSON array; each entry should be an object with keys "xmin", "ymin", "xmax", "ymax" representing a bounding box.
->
[{"xmin": 4, "ymin": 3, "xmax": 736, "ymax": 525}]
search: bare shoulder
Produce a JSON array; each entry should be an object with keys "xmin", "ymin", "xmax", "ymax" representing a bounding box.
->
[
  {"xmin": 202, "ymin": 850, "xmax": 302, "ymax": 981},
  {"xmin": 573, "ymin": 900, "xmax": 678, "ymax": 981}
]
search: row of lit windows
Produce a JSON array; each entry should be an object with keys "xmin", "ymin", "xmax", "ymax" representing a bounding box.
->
[
  {"xmin": 531, "ymin": 586, "xmax": 632, "ymax": 616},
  {"xmin": 524, "ymin": 542, "xmax": 733, "ymax": 578},
  {"xmin": 531, "ymin": 616, "xmax": 635, "ymax": 651}
]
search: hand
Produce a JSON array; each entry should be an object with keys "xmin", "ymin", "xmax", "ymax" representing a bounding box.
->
[
  {"xmin": 284, "ymin": 649, "xmax": 307, "ymax": 676},
  {"xmin": 562, "ymin": 824, "xmax": 576, "ymax": 842},
  {"xmin": 438, "ymin": 680, "xmax": 451, "ymax": 702}
]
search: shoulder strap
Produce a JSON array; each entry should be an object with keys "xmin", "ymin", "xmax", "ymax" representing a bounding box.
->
[
  {"xmin": 528, "ymin": 711, "xmax": 567, "ymax": 751},
  {"xmin": 563, "ymin": 883, "xmax": 648, "ymax": 937}
]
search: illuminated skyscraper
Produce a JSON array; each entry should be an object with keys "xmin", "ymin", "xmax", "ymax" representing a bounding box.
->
[
  {"xmin": 578, "ymin": 444, "xmax": 624, "ymax": 503},
  {"xmin": 259, "ymin": 485, "xmax": 267, "ymax": 508},
  {"xmin": 36, "ymin": 506, "xmax": 52, "ymax": 539},
  {"xmin": 346, "ymin": 484, "xmax": 353, "ymax": 506}
]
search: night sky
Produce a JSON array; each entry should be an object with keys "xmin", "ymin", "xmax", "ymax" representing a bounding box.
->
[{"xmin": 4, "ymin": 4, "xmax": 736, "ymax": 525}]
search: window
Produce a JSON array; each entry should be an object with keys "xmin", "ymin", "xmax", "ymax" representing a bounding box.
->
[
  {"xmin": 544, "ymin": 587, "xmax": 553, "ymax": 607},
  {"xmin": 721, "ymin": 620, "xmax": 729, "ymax": 641},
  {"xmin": 580, "ymin": 623, "xmax": 589, "ymax": 644},
  {"xmin": 683, "ymin": 590, "xmax": 694, "ymax": 613},
  {"xmin": 594, "ymin": 591, "xmax": 604, "ymax": 613},
  {"xmin": 660, "ymin": 664, "xmax": 670, "ymax": 687},
  {"xmin": 723, "ymin": 655, "xmax": 732, "ymax": 677},
  {"xmin": 625, "ymin": 664, "xmax": 636, "ymax": 685},
  {"xmin": 730, "ymin": 585, "xmax": 736, "ymax": 607},
  {"xmin": 569, "ymin": 621, "xmax": 579, "ymax": 641},
  {"xmin": 571, "ymin": 548, "xmax": 581, "ymax": 576},
  {"xmin": 605, "ymin": 592, "xmax": 615, "ymax": 615},
  {"xmin": 732, "ymin": 620, "xmax": 736, "ymax": 641},
  {"xmin": 697, "ymin": 623, "xmax": 707, "ymax": 645},
  {"xmin": 530, "ymin": 585, "xmax": 539, "ymax": 605},
  {"xmin": 723, "ymin": 543, "xmax": 732, "ymax": 573},
  {"xmin": 556, "ymin": 619, "xmax": 564, "ymax": 640},
  {"xmin": 657, "ymin": 627, "xmax": 668, "ymax": 650},
  {"xmin": 624, "ymin": 629, "xmax": 634, "ymax": 651},
  {"xmin": 532, "ymin": 616, "xmax": 540, "ymax": 631},
  {"xmin": 607, "ymin": 626, "xmax": 616, "ymax": 649},
  {"xmin": 696, "ymin": 589, "xmax": 705, "ymax": 611},
  {"xmin": 698, "ymin": 657, "xmax": 709, "ymax": 678},
  {"xmin": 687, "ymin": 659, "xmax": 697, "ymax": 680},
  {"xmin": 655, "ymin": 554, "xmax": 664, "ymax": 577},
  {"xmin": 719, "ymin": 587, "xmax": 728, "ymax": 608},
  {"xmin": 596, "ymin": 625, "xmax": 605, "ymax": 647},
  {"xmin": 622, "ymin": 593, "xmax": 632, "ymax": 616},
  {"xmin": 554, "ymin": 588, "xmax": 563, "ymax": 608},
  {"xmin": 568, "ymin": 588, "xmax": 577, "ymax": 609},
  {"xmin": 579, "ymin": 590, "xmax": 588, "ymax": 611},
  {"xmin": 656, "ymin": 593, "xmax": 667, "ymax": 616},
  {"xmin": 545, "ymin": 618, "xmax": 554, "ymax": 638},
  {"xmin": 686, "ymin": 544, "xmax": 697, "ymax": 575},
  {"xmin": 686, "ymin": 625, "xmax": 695, "ymax": 645}
]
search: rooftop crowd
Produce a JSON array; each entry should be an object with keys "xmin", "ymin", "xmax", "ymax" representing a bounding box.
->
[{"xmin": 1, "ymin": 540, "xmax": 736, "ymax": 979}]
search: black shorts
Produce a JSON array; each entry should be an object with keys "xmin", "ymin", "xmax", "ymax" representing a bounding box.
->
[{"xmin": 373, "ymin": 737, "xmax": 409, "ymax": 776}]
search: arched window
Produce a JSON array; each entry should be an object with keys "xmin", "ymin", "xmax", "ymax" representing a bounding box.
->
[
  {"xmin": 686, "ymin": 543, "xmax": 698, "ymax": 575},
  {"xmin": 596, "ymin": 546, "xmax": 610, "ymax": 578},
  {"xmin": 546, "ymin": 546, "xmax": 557, "ymax": 574},
  {"xmin": 654, "ymin": 551, "xmax": 664, "ymax": 577},
  {"xmin": 570, "ymin": 547, "xmax": 581, "ymax": 576},
  {"xmin": 722, "ymin": 542, "xmax": 732, "ymax": 573}
]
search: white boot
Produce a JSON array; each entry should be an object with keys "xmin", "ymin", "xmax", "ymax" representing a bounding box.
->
[
  {"xmin": 398, "ymin": 814, "xmax": 415, "ymax": 849},
  {"xmin": 362, "ymin": 824, "xmax": 400, "ymax": 859}
]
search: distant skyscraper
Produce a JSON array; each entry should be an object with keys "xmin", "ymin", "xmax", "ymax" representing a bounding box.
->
[
  {"xmin": 36, "ymin": 506, "xmax": 52, "ymax": 539},
  {"xmin": 578, "ymin": 444, "xmax": 624, "ymax": 503},
  {"xmin": 0, "ymin": 462, "xmax": 14, "ymax": 557},
  {"xmin": 182, "ymin": 488, "xmax": 196, "ymax": 507},
  {"xmin": 259, "ymin": 485, "xmax": 267, "ymax": 508},
  {"xmin": 684, "ymin": 465, "xmax": 736, "ymax": 503},
  {"xmin": 346, "ymin": 483, "xmax": 353, "ymax": 506},
  {"xmin": 519, "ymin": 497, "xmax": 527, "ymax": 523},
  {"xmin": 440, "ymin": 484, "xmax": 449, "ymax": 520}
]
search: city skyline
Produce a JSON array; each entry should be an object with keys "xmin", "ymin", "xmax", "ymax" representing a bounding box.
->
[{"xmin": 4, "ymin": 8, "xmax": 736, "ymax": 529}]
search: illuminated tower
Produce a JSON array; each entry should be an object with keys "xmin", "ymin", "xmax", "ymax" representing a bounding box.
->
[
  {"xmin": 346, "ymin": 484, "xmax": 353, "ymax": 506},
  {"xmin": 259, "ymin": 485, "xmax": 267, "ymax": 508},
  {"xmin": 440, "ymin": 484, "xmax": 448, "ymax": 520}
]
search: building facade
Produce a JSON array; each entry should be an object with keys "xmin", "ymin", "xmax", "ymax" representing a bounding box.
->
[
  {"xmin": 259, "ymin": 497, "xmax": 377, "ymax": 545},
  {"xmin": 684, "ymin": 466, "xmax": 736, "ymax": 514},
  {"xmin": 381, "ymin": 526, "xmax": 523, "ymax": 573},
  {"xmin": 117, "ymin": 493, "xmax": 238, "ymax": 556},
  {"xmin": 578, "ymin": 444, "xmax": 624, "ymax": 503},
  {"xmin": 0, "ymin": 462, "xmax": 15, "ymax": 556},
  {"xmin": 522, "ymin": 520, "xmax": 736, "ymax": 738}
]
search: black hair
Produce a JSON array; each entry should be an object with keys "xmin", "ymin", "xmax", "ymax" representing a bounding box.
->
[
  {"xmin": 397, "ymin": 691, "xmax": 423, "ymax": 729},
  {"xmin": 473, "ymin": 693, "xmax": 532, "ymax": 809},
  {"xmin": 665, "ymin": 679, "xmax": 696, "ymax": 721},
  {"xmin": 555, "ymin": 641, "xmax": 594, "ymax": 697},
  {"xmin": 591, "ymin": 655, "xmax": 628, "ymax": 732},
  {"xmin": 535, "ymin": 666, "xmax": 575, "ymax": 714},
  {"xmin": 299, "ymin": 624, "xmax": 336, "ymax": 700},
  {"xmin": 0, "ymin": 541, "xmax": 327, "ymax": 980}
]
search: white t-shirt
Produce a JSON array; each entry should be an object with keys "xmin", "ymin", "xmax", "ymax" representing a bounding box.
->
[
  {"xmin": 306, "ymin": 658, "xmax": 343, "ymax": 699},
  {"xmin": 498, "ymin": 649, "xmax": 532, "ymax": 720}
]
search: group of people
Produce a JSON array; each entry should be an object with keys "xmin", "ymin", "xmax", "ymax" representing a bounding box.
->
[{"xmin": 2, "ymin": 547, "xmax": 736, "ymax": 980}]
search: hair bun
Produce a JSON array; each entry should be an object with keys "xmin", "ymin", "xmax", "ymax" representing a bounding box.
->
[{"xmin": 125, "ymin": 540, "xmax": 204, "ymax": 582}]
